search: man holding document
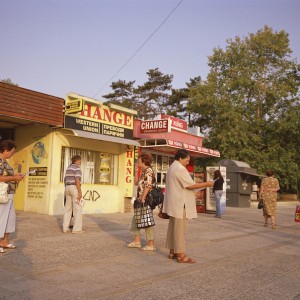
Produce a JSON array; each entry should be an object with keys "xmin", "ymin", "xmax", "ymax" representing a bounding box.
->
[{"xmin": 63, "ymin": 155, "xmax": 84, "ymax": 234}]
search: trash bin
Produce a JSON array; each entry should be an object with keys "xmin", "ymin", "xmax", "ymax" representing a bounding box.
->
[{"xmin": 217, "ymin": 159, "xmax": 264, "ymax": 208}]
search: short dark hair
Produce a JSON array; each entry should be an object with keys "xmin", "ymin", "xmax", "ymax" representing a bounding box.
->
[
  {"xmin": 175, "ymin": 149, "xmax": 190, "ymax": 160},
  {"xmin": 138, "ymin": 152, "xmax": 153, "ymax": 166},
  {"xmin": 213, "ymin": 170, "xmax": 223, "ymax": 180},
  {"xmin": 266, "ymin": 169, "xmax": 274, "ymax": 177},
  {"xmin": 0, "ymin": 140, "xmax": 17, "ymax": 153},
  {"xmin": 71, "ymin": 155, "xmax": 81, "ymax": 163}
]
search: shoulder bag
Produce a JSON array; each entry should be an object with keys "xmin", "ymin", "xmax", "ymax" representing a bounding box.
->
[
  {"xmin": 0, "ymin": 182, "xmax": 9, "ymax": 204},
  {"xmin": 0, "ymin": 157, "xmax": 9, "ymax": 204},
  {"xmin": 146, "ymin": 183, "xmax": 164, "ymax": 210},
  {"xmin": 144, "ymin": 167, "xmax": 164, "ymax": 210}
]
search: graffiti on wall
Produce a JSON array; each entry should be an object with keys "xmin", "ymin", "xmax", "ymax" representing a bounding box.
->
[{"xmin": 82, "ymin": 190, "xmax": 101, "ymax": 202}]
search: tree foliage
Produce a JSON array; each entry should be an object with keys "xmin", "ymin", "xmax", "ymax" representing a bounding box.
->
[
  {"xmin": 103, "ymin": 68, "xmax": 173, "ymax": 119},
  {"xmin": 0, "ymin": 78, "xmax": 18, "ymax": 86},
  {"xmin": 101, "ymin": 26, "xmax": 300, "ymax": 192},
  {"xmin": 189, "ymin": 26, "xmax": 300, "ymax": 192},
  {"xmin": 167, "ymin": 76, "xmax": 202, "ymax": 125},
  {"xmin": 103, "ymin": 80, "xmax": 136, "ymax": 109}
]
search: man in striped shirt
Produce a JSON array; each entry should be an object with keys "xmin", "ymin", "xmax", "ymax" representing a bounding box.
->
[{"xmin": 63, "ymin": 155, "xmax": 83, "ymax": 234}]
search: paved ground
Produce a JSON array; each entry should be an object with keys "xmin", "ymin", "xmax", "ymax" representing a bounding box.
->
[{"xmin": 0, "ymin": 202, "xmax": 300, "ymax": 300}]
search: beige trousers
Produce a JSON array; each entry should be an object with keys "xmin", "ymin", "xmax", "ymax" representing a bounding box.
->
[
  {"xmin": 165, "ymin": 208, "xmax": 188, "ymax": 253},
  {"xmin": 63, "ymin": 185, "xmax": 82, "ymax": 232}
]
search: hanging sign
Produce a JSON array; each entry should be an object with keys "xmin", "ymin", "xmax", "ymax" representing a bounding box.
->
[{"xmin": 140, "ymin": 119, "xmax": 170, "ymax": 134}]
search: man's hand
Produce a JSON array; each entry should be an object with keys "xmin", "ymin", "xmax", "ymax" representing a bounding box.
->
[{"xmin": 14, "ymin": 173, "xmax": 25, "ymax": 182}]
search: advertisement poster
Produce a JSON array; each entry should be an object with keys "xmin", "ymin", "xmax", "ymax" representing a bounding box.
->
[{"xmin": 26, "ymin": 139, "xmax": 49, "ymax": 212}]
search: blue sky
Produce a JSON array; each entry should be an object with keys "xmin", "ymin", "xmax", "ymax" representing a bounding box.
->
[{"xmin": 1, "ymin": 0, "xmax": 299, "ymax": 100}]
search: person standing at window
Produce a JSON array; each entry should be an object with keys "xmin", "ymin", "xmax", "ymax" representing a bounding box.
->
[
  {"xmin": 63, "ymin": 155, "xmax": 83, "ymax": 234},
  {"xmin": 163, "ymin": 149, "xmax": 213, "ymax": 263},
  {"xmin": 0, "ymin": 140, "xmax": 24, "ymax": 253},
  {"xmin": 213, "ymin": 170, "xmax": 224, "ymax": 218}
]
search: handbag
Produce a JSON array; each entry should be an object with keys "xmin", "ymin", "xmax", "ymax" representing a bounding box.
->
[
  {"xmin": 134, "ymin": 203, "xmax": 155, "ymax": 228},
  {"xmin": 257, "ymin": 199, "xmax": 264, "ymax": 209},
  {"xmin": 157, "ymin": 203, "xmax": 169, "ymax": 219},
  {"xmin": 0, "ymin": 182, "xmax": 9, "ymax": 204},
  {"xmin": 146, "ymin": 183, "xmax": 164, "ymax": 210},
  {"xmin": 143, "ymin": 167, "xmax": 164, "ymax": 210}
]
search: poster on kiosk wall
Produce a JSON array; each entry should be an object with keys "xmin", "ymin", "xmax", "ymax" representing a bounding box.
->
[{"xmin": 206, "ymin": 166, "xmax": 227, "ymax": 213}]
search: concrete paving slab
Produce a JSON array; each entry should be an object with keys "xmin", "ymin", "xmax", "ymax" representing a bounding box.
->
[{"xmin": 0, "ymin": 203, "xmax": 299, "ymax": 299}]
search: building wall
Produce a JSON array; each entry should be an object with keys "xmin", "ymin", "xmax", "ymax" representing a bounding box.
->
[
  {"xmin": 11, "ymin": 125, "xmax": 135, "ymax": 215},
  {"xmin": 12, "ymin": 124, "xmax": 52, "ymax": 213}
]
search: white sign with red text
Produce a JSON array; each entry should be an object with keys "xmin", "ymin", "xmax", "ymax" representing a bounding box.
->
[{"xmin": 160, "ymin": 114, "xmax": 188, "ymax": 132}]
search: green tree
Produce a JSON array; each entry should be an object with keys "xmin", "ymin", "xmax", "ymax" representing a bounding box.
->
[
  {"xmin": 134, "ymin": 68, "xmax": 173, "ymax": 118},
  {"xmin": 189, "ymin": 26, "xmax": 300, "ymax": 192},
  {"xmin": 102, "ymin": 80, "xmax": 136, "ymax": 109},
  {"xmin": 167, "ymin": 76, "xmax": 202, "ymax": 125},
  {"xmin": 0, "ymin": 78, "xmax": 18, "ymax": 86}
]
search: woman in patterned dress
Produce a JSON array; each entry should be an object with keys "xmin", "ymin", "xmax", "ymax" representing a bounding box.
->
[
  {"xmin": 260, "ymin": 170, "xmax": 280, "ymax": 229},
  {"xmin": 127, "ymin": 152, "xmax": 156, "ymax": 251}
]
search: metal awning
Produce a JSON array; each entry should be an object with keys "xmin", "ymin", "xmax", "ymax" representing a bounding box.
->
[
  {"xmin": 139, "ymin": 138, "xmax": 220, "ymax": 158},
  {"xmin": 237, "ymin": 170, "xmax": 265, "ymax": 177},
  {"xmin": 67, "ymin": 129, "xmax": 140, "ymax": 146}
]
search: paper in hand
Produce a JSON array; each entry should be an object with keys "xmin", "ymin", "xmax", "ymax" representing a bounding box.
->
[{"xmin": 23, "ymin": 169, "xmax": 36, "ymax": 176}]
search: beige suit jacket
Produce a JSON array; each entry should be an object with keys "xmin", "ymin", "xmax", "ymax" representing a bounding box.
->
[{"xmin": 163, "ymin": 160, "xmax": 197, "ymax": 219}]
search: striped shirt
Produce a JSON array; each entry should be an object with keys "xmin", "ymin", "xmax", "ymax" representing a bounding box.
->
[{"xmin": 64, "ymin": 163, "xmax": 82, "ymax": 185}]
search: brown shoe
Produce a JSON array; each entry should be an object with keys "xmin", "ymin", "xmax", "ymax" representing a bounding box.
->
[
  {"xmin": 168, "ymin": 253, "xmax": 177, "ymax": 259},
  {"xmin": 177, "ymin": 256, "xmax": 196, "ymax": 263}
]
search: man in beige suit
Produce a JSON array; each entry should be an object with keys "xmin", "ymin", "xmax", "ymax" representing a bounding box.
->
[{"xmin": 163, "ymin": 149, "xmax": 213, "ymax": 263}]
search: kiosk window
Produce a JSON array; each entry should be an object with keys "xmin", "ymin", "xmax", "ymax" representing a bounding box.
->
[
  {"xmin": 60, "ymin": 147, "xmax": 118, "ymax": 185},
  {"xmin": 151, "ymin": 154, "xmax": 174, "ymax": 187}
]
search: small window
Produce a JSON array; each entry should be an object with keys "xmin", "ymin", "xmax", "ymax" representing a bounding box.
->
[{"xmin": 60, "ymin": 147, "xmax": 118, "ymax": 185}]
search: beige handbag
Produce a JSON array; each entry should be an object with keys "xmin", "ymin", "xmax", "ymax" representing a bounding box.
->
[{"xmin": 0, "ymin": 182, "xmax": 9, "ymax": 204}]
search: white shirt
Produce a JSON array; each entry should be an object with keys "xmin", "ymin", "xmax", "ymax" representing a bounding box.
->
[{"xmin": 163, "ymin": 160, "xmax": 197, "ymax": 219}]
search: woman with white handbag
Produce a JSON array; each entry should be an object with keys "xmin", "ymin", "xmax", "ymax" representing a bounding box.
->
[{"xmin": 0, "ymin": 140, "xmax": 24, "ymax": 253}]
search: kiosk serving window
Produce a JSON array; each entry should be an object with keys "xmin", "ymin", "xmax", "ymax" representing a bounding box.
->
[
  {"xmin": 60, "ymin": 147, "xmax": 118, "ymax": 185},
  {"xmin": 151, "ymin": 153, "xmax": 175, "ymax": 186}
]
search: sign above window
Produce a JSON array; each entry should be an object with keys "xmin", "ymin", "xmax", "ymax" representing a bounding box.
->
[
  {"xmin": 64, "ymin": 93, "xmax": 137, "ymax": 141},
  {"xmin": 65, "ymin": 99, "xmax": 83, "ymax": 114},
  {"xmin": 160, "ymin": 114, "xmax": 188, "ymax": 132},
  {"xmin": 140, "ymin": 119, "xmax": 171, "ymax": 134}
]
